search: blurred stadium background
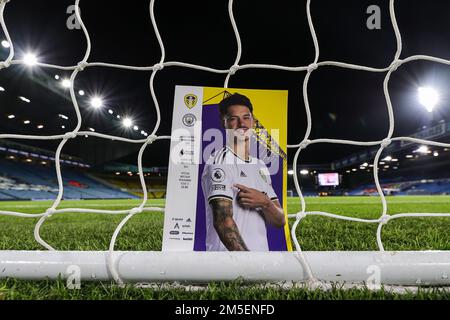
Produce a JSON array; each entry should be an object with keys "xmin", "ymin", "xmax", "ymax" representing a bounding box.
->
[
  {"xmin": 1, "ymin": 0, "xmax": 450, "ymax": 203},
  {"xmin": 1, "ymin": 122, "xmax": 450, "ymax": 201}
]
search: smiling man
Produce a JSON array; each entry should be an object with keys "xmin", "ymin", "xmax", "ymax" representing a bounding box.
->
[{"xmin": 201, "ymin": 93, "xmax": 285, "ymax": 251}]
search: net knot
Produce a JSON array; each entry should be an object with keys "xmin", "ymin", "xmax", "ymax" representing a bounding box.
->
[
  {"xmin": 307, "ymin": 63, "xmax": 318, "ymax": 72},
  {"xmin": 380, "ymin": 214, "xmax": 391, "ymax": 225},
  {"xmin": 389, "ymin": 59, "xmax": 402, "ymax": 72},
  {"xmin": 0, "ymin": 60, "xmax": 11, "ymax": 69},
  {"xmin": 229, "ymin": 64, "xmax": 239, "ymax": 75},
  {"xmin": 296, "ymin": 211, "xmax": 307, "ymax": 220},
  {"xmin": 45, "ymin": 208, "xmax": 56, "ymax": 217},
  {"xmin": 146, "ymin": 134, "xmax": 158, "ymax": 144},
  {"xmin": 63, "ymin": 132, "xmax": 77, "ymax": 140},
  {"xmin": 76, "ymin": 61, "xmax": 88, "ymax": 72},
  {"xmin": 129, "ymin": 207, "xmax": 142, "ymax": 215},
  {"xmin": 381, "ymin": 138, "xmax": 391, "ymax": 148},
  {"xmin": 299, "ymin": 139, "xmax": 311, "ymax": 150},
  {"xmin": 153, "ymin": 63, "xmax": 164, "ymax": 71}
]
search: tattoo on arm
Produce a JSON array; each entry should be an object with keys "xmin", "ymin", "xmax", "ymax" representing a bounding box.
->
[{"xmin": 210, "ymin": 198, "xmax": 248, "ymax": 251}]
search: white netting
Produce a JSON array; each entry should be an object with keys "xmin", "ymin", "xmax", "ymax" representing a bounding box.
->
[{"xmin": 1, "ymin": 0, "xmax": 450, "ymax": 286}]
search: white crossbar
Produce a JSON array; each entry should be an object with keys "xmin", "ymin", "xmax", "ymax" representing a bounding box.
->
[
  {"xmin": 1, "ymin": 251, "xmax": 449, "ymax": 286},
  {"xmin": 0, "ymin": 0, "xmax": 449, "ymax": 286}
]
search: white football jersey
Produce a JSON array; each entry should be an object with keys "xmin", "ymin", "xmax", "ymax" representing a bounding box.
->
[{"xmin": 201, "ymin": 146, "xmax": 278, "ymax": 251}]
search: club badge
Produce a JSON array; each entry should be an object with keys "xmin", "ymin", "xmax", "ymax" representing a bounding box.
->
[{"xmin": 184, "ymin": 94, "xmax": 198, "ymax": 109}]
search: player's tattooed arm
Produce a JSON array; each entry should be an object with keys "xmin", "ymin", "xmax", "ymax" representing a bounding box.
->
[{"xmin": 210, "ymin": 198, "xmax": 249, "ymax": 251}]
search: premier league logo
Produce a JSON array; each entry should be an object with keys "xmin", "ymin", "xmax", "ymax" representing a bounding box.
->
[
  {"xmin": 211, "ymin": 168, "xmax": 226, "ymax": 183},
  {"xmin": 184, "ymin": 94, "xmax": 198, "ymax": 109}
]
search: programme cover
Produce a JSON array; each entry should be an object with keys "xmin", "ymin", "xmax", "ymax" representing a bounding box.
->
[{"xmin": 162, "ymin": 86, "xmax": 291, "ymax": 252}]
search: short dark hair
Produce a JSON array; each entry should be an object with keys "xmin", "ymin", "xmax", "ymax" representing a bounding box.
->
[{"xmin": 218, "ymin": 93, "xmax": 253, "ymax": 118}]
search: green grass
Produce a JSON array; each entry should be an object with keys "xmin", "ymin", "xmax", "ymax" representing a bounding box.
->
[{"xmin": 0, "ymin": 196, "xmax": 449, "ymax": 300}]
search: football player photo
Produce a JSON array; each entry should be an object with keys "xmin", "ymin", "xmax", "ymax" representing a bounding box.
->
[{"xmin": 201, "ymin": 93, "xmax": 285, "ymax": 251}]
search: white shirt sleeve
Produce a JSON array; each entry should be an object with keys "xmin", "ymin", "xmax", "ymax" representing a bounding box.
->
[
  {"xmin": 259, "ymin": 162, "xmax": 278, "ymax": 201},
  {"xmin": 203, "ymin": 163, "xmax": 234, "ymax": 203},
  {"xmin": 266, "ymin": 172, "xmax": 279, "ymax": 201}
]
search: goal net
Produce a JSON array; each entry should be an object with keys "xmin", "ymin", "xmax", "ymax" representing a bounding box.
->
[{"xmin": 0, "ymin": 0, "xmax": 449, "ymax": 288}]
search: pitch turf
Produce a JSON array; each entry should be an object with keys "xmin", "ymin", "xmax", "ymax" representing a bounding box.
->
[{"xmin": 0, "ymin": 196, "xmax": 449, "ymax": 300}]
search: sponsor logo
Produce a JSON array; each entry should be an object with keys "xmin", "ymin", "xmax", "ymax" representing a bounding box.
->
[
  {"xmin": 184, "ymin": 94, "xmax": 198, "ymax": 109},
  {"xmin": 240, "ymin": 170, "xmax": 247, "ymax": 177},
  {"xmin": 182, "ymin": 113, "xmax": 196, "ymax": 127},
  {"xmin": 170, "ymin": 230, "xmax": 180, "ymax": 235},
  {"xmin": 211, "ymin": 168, "xmax": 226, "ymax": 182},
  {"xmin": 212, "ymin": 184, "xmax": 226, "ymax": 191}
]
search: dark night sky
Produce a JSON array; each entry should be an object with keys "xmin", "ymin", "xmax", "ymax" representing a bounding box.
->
[{"xmin": 1, "ymin": 0, "xmax": 450, "ymax": 167}]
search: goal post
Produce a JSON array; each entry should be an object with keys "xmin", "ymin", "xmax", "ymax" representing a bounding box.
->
[
  {"xmin": 0, "ymin": 0, "xmax": 449, "ymax": 288},
  {"xmin": 1, "ymin": 251, "xmax": 450, "ymax": 286}
]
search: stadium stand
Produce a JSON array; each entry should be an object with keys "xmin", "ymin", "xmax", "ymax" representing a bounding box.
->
[
  {"xmin": 0, "ymin": 158, "xmax": 137, "ymax": 200},
  {"xmin": 95, "ymin": 174, "xmax": 166, "ymax": 199},
  {"xmin": 348, "ymin": 178, "xmax": 450, "ymax": 196}
]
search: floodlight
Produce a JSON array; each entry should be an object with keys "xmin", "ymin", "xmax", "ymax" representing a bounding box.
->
[
  {"xmin": 300, "ymin": 169, "xmax": 309, "ymax": 175},
  {"xmin": 122, "ymin": 118, "xmax": 133, "ymax": 128},
  {"xmin": 19, "ymin": 96, "xmax": 31, "ymax": 103},
  {"xmin": 414, "ymin": 145, "xmax": 430, "ymax": 154},
  {"xmin": 78, "ymin": 90, "xmax": 85, "ymax": 96},
  {"xmin": 1, "ymin": 40, "xmax": 10, "ymax": 48},
  {"xmin": 37, "ymin": 125, "xmax": 44, "ymax": 129},
  {"xmin": 133, "ymin": 125, "xmax": 139, "ymax": 131},
  {"xmin": 382, "ymin": 156, "xmax": 392, "ymax": 161},
  {"xmin": 7, "ymin": 114, "xmax": 15, "ymax": 119},
  {"xmin": 418, "ymin": 87, "xmax": 439, "ymax": 112},
  {"xmin": 90, "ymin": 96, "xmax": 103, "ymax": 109},
  {"xmin": 61, "ymin": 79, "xmax": 71, "ymax": 88},
  {"xmin": 0, "ymin": 86, "xmax": 5, "ymax": 91},
  {"xmin": 288, "ymin": 170, "xmax": 294, "ymax": 175},
  {"xmin": 108, "ymin": 109, "xmax": 114, "ymax": 114},
  {"xmin": 23, "ymin": 120, "xmax": 30, "ymax": 124},
  {"xmin": 23, "ymin": 53, "xmax": 38, "ymax": 66},
  {"xmin": 433, "ymin": 151, "xmax": 439, "ymax": 157}
]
